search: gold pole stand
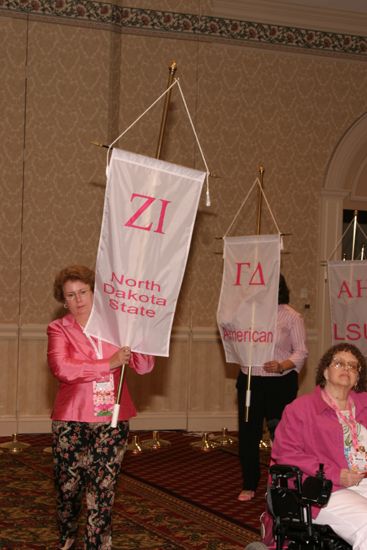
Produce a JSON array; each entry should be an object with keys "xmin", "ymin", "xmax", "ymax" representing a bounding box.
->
[
  {"xmin": 127, "ymin": 434, "xmax": 143, "ymax": 455},
  {"xmin": 141, "ymin": 430, "xmax": 171, "ymax": 451},
  {"xmin": 211, "ymin": 427, "xmax": 238, "ymax": 447},
  {"xmin": 190, "ymin": 432, "xmax": 215, "ymax": 452},
  {"xmin": 0, "ymin": 433, "xmax": 30, "ymax": 453},
  {"xmin": 259, "ymin": 421, "xmax": 272, "ymax": 450}
]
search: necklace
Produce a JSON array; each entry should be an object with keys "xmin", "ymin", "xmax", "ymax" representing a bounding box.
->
[{"xmin": 322, "ymin": 389, "xmax": 359, "ymax": 452}]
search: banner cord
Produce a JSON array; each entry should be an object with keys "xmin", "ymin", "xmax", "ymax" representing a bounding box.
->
[
  {"xmin": 327, "ymin": 220, "xmax": 367, "ymax": 261},
  {"xmin": 175, "ymin": 79, "xmax": 211, "ymax": 206},
  {"xmin": 224, "ymin": 177, "xmax": 281, "ymax": 237},
  {"xmin": 106, "ymin": 78, "xmax": 211, "ymax": 206}
]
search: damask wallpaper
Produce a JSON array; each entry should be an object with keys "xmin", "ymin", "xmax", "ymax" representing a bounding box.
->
[
  {"xmin": 1, "ymin": 1, "xmax": 366, "ymax": 326},
  {"xmin": 0, "ymin": 0, "xmax": 366, "ymax": 432}
]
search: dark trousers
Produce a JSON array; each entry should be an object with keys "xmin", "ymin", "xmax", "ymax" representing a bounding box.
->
[
  {"xmin": 52, "ymin": 420, "xmax": 129, "ymax": 550},
  {"xmin": 236, "ymin": 370, "xmax": 298, "ymax": 491}
]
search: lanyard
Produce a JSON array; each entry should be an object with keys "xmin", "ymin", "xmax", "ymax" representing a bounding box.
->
[
  {"xmin": 80, "ymin": 325, "xmax": 103, "ymax": 359},
  {"xmin": 88, "ymin": 336, "xmax": 103, "ymax": 359},
  {"xmin": 322, "ymin": 389, "xmax": 359, "ymax": 451}
]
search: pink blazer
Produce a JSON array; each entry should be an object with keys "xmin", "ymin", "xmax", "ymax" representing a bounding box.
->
[
  {"xmin": 47, "ymin": 314, "xmax": 155, "ymax": 422},
  {"xmin": 271, "ymin": 385, "xmax": 367, "ymax": 517}
]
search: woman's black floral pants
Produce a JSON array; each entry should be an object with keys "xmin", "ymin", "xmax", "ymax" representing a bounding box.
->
[{"xmin": 52, "ymin": 420, "xmax": 129, "ymax": 549}]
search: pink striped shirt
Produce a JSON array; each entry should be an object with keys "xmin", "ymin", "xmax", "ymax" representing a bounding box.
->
[{"xmin": 240, "ymin": 304, "xmax": 308, "ymax": 377}]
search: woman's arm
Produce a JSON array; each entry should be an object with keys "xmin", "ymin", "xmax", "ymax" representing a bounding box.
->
[
  {"xmin": 272, "ymin": 404, "xmax": 321, "ymax": 477},
  {"xmin": 108, "ymin": 346, "xmax": 155, "ymax": 374},
  {"xmin": 264, "ymin": 309, "xmax": 308, "ymax": 374},
  {"xmin": 288, "ymin": 311, "xmax": 308, "ymax": 371},
  {"xmin": 47, "ymin": 323, "xmax": 111, "ymax": 384},
  {"xmin": 272, "ymin": 401, "xmax": 344, "ymax": 488},
  {"xmin": 130, "ymin": 352, "xmax": 155, "ymax": 374}
]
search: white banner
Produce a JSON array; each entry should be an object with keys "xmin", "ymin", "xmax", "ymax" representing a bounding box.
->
[
  {"xmin": 217, "ymin": 234, "xmax": 280, "ymax": 367},
  {"xmin": 85, "ymin": 148, "xmax": 205, "ymax": 356},
  {"xmin": 328, "ymin": 260, "xmax": 367, "ymax": 355}
]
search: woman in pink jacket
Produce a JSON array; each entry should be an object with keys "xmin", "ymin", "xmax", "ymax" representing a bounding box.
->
[
  {"xmin": 47, "ymin": 265, "xmax": 154, "ymax": 550},
  {"xmin": 272, "ymin": 343, "xmax": 367, "ymax": 549}
]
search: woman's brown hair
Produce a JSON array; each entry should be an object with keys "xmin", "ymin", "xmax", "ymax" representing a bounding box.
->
[
  {"xmin": 53, "ymin": 265, "xmax": 95, "ymax": 303},
  {"xmin": 316, "ymin": 342, "xmax": 367, "ymax": 392}
]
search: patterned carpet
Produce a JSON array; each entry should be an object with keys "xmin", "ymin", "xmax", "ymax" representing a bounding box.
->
[
  {"xmin": 122, "ymin": 431, "xmax": 269, "ymax": 531},
  {"xmin": 0, "ymin": 431, "xmax": 268, "ymax": 549}
]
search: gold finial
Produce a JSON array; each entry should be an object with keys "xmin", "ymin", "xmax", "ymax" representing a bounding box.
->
[
  {"xmin": 156, "ymin": 61, "xmax": 178, "ymax": 159},
  {"xmin": 90, "ymin": 141, "xmax": 109, "ymax": 149},
  {"xmin": 169, "ymin": 60, "xmax": 177, "ymax": 74},
  {"xmin": 256, "ymin": 165, "xmax": 265, "ymax": 234}
]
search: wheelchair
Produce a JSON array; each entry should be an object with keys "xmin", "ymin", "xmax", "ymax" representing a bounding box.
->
[{"xmin": 247, "ymin": 464, "xmax": 352, "ymax": 550}]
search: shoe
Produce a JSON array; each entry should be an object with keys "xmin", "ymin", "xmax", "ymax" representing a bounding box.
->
[
  {"xmin": 58, "ymin": 539, "xmax": 75, "ymax": 550},
  {"xmin": 238, "ymin": 490, "xmax": 255, "ymax": 501}
]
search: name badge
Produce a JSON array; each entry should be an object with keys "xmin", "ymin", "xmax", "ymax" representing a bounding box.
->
[
  {"xmin": 350, "ymin": 448, "xmax": 367, "ymax": 472},
  {"xmin": 93, "ymin": 374, "xmax": 115, "ymax": 417}
]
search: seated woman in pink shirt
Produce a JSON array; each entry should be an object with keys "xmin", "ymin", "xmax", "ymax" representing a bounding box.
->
[
  {"xmin": 47, "ymin": 265, "xmax": 155, "ymax": 550},
  {"xmin": 272, "ymin": 343, "xmax": 367, "ymax": 549}
]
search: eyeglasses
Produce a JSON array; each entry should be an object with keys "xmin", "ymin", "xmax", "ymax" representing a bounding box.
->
[
  {"xmin": 330, "ymin": 359, "xmax": 361, "ymax": 373},
  {"xmin": 64, "ymin": 288, "xmax": 90, "ymax": 301}
]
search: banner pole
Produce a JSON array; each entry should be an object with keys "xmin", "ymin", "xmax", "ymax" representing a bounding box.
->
[
  {"xmin": 351, "ymin": 209, "xmax": 358, "ymax": 261},
  {"xmin": 256, "ymin": 165, "xmax": 265, "ymax": 234},
  {"xmin": 244, "ymin": 165, "xmax": 264, "ymax": 423},
  {"xmin": 245, "ymin": 365, "xmax": 252, "ymax": 422},
  {"xmin": 110, "ymin": 62, "xmax": 176, "ymax": 429},
  {"xmin": 110, "ymin": 62, "xmax": 177, "ymax": 428},
  {"xmin": 111, "ymin": 364, "xmax": 126, "ymax": 428},
  {"xmin": 156, "ymin": 61, "xmax": 177, "ymax": 160}
]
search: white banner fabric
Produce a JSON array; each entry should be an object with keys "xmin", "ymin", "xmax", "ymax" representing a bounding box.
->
[
  {"xmin": 85, "ymin": 148, "xmax": 205, "ymax": 356},
  {"xmin": 217, "ymin": 234, "xmax": 280, "ymax": 367},
  {"xmin": 328, "ymin": 260, "xmax": 367, "ymax": 355}
]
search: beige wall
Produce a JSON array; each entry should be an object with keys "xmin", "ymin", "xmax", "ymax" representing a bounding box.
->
[{"xmin": 1, "ymin": 1, "xmax": 367, "ymax": 435}]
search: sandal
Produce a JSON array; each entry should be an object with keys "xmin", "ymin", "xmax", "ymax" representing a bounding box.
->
[{"xmin": 238, "ymin": 490, "xmax": 255, "ymax": 501}]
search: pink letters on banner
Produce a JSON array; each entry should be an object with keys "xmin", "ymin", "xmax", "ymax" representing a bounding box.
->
[
  {"xmin": 85, "ymin": 148, "xmax": 205, "ymax": 355},
  {"xmin": 333, "ymin": 323, "xmax": 367, "ymax": 341},
  {"xmin": 233, "ymin": 262, "xmax": 265, "ymax": 286},
  {"xmin": 217, "ymin": 235, "xmax": 280, "ymax": 367},
  {"xmin": 328, "ymin": 261, "xmax": 367, "ymax": 355},
  {"xmin": 124, "ymin": 193, "xmax": 171, "ymax": 234},
  {"xmin": 103, "ymin": 273, "xmax": 168, "ymax": 318},
  {"xmin": 337, "ymin": 280, "xmax": 367, "ymax": 299}
]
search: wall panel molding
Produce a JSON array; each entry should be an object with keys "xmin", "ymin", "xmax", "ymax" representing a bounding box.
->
[
  {"xmin": 0, "ymin": 323, "xmax": 318, "ymax": 435},
  {"xmin": 0, "ymin": 416, "xmax": 52, "ymax": 436},
  {"xmin": 0, "ymin": 324, "xmax": 19, "ymax": 340}
]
